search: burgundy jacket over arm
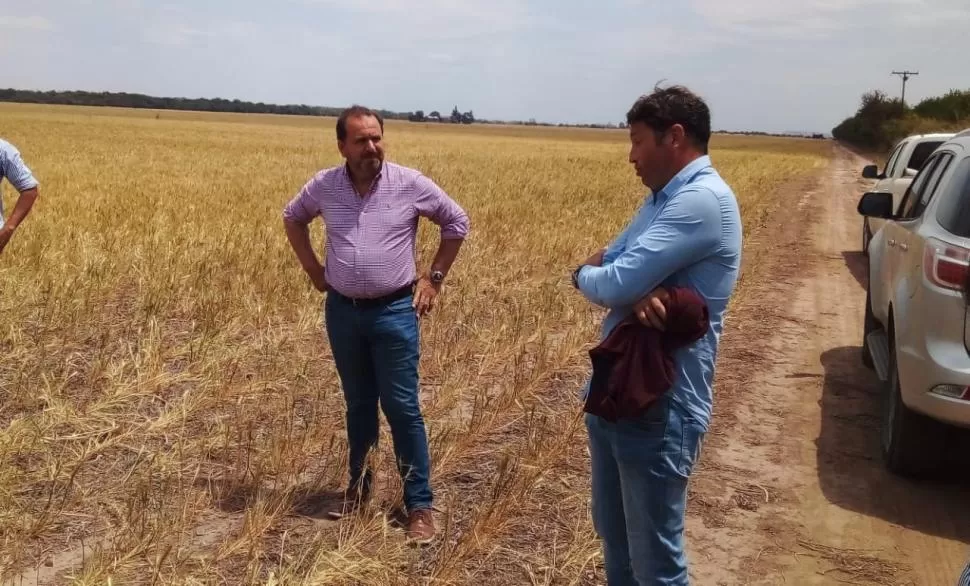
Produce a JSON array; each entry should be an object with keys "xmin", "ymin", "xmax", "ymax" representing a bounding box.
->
[{"xmin": 583, "ymin": 287, "xmax": 710, "ymax": 422}]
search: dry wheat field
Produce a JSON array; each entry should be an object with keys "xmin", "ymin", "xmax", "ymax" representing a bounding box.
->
[{"xmin": 0, "ymin": 103, "xmax": 830, "ymax": 585}]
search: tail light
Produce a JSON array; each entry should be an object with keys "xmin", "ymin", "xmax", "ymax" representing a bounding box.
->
[{"xmin": 923, "ymin": 237, "xmax": 970, "ymax": 291}]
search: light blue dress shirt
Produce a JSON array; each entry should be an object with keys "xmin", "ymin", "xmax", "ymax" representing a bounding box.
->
[
  {"xmin": 577, "ymin": 155, "xmax": 742, "ymax": 430},
  {"xmin": 0, "ymin": 138, "xmax": 39, "ymax": 227}
]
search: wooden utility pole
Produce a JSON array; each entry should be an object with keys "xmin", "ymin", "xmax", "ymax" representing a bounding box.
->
[{"xmin": 891, "ymin": 70, "xmax": 919, "ymax": 106}]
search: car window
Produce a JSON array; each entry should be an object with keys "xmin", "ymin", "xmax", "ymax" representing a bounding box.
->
[
  {"xmin": 904, "ymin": 140, "xmax": 944, "ymax": 173},
  {"xmin": 936, "ymin": 157, "xmax": 970, "ymax": 237},
  {"xmin": 898, "ymin": 155, "xmax": 942, "ymax": 218},
  {"xmin": 884, "ymin": 142, "xmax": 904, "ymax": 177},
  {"xmin": 905, "ymin": 153, "xmax": 953, "ymax": 219}
]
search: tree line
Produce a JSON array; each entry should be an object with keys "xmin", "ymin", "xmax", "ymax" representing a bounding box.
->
[
  {"xmin": 0, "ymin": 88, "xmax": 494, "ymax": 126},
  {"xmin": 0, "ymin": 88, "xmax": 433, "ymax": 122},
  {"xmin": 0, "ymin": 88, "xmax": 631, "ymax": 129},
  {"xmin": 832, "ymin": 88, "xmax": 970, "ymax": 151},
  {"xmin": 407, "ymin": 106, "xmax": 475, "ymax": 124},
  {"xmin": 4, "ymin": 87, "xmax": 759, "ymax": 131}
]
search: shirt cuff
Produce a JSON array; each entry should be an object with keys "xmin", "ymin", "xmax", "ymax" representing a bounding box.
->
[
  {"xmin": 13, "ymin": 177, "xmax": 38, "ymax": 192},
  {"xmin": 440, "ymin": 227, "xmax": 468, "ymax": 239}
]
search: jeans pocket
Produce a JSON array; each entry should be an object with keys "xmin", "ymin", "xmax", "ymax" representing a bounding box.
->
[
  {"xmin": 677, "ymin": 422, "xmax": 705, "ymax": 477},
  {"xmin": 378, "ymin": 297, "xmax": 420, "ymax": 349},
  {"xmin": 387, "ymin": 295, "xmax": 415, "ymax": 313}
]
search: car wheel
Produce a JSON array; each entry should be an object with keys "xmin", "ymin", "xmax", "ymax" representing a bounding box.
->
[
  {"xmin": 862, "ymin": 218, "xmax": 871, "ymax": 256},
  {"xmin": 862, "ymin": 286, "xmax": 876, "ymax": 369},
  {"xmin": 881, "ymin": 340, "xmax": 947, "ymax": 478}
]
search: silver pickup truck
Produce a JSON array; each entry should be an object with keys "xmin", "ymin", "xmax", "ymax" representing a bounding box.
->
[
  {"xmin": 857, "ymin": 129, "xmax": 970, "ymax": 477},
  {"xmin": 861, "ymin": 132, "xmax": 953, "ymax": 255}
]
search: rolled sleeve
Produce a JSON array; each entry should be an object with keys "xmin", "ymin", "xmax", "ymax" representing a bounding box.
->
[
  {"xmin": 1, "ymin": 143, "xmax": 39, "ymax": 192},
  {"xmin": 413, "ymin": 174, "xmax": 469, "ymax": 239},
  {"xmin": 282, "ymin": 176, "xmax": 320, "ymax": 225},
  {"xmin": 577, "ymin": 188, "xmax": 722, "ymax": 308}
]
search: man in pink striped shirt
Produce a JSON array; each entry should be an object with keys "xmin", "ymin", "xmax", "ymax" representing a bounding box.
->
[{"xmin": 282, "ymin": 105, "xmax": 469, "ymax": 544}]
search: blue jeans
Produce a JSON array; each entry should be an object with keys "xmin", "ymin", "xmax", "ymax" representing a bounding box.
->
[
  {"xmin": 585, "ymin": 395, "xmax": 705, "ymax": 586},
  {"xmin": 324, "ymin": 292, "xmax": 433, "ymax": 512}
]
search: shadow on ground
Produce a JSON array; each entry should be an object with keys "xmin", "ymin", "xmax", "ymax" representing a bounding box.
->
[
  {"xmin": 196, "ymin": 477, "xmax": 346, "ymax": 520},
  {"xmin": 841, "ymin": 251, "xmax": 868, "ymax": 291},
  {"xmin": 816, "ymin": 345, "xmax": 970, "ymax": 544}
]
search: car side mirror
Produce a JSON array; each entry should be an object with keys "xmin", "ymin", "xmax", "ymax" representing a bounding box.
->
[
  {"xmin": 857, "ymin": 191, "xmax": 894, "ymax": 219},
  {"xmin": 862, "ymin": 164, "xmax": 882, "ymax": 179}
]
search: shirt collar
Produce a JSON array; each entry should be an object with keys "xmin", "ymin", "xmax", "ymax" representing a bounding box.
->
[{"xmin": 652, "ymin": 155, "xmax": 712, "ymax": 201}]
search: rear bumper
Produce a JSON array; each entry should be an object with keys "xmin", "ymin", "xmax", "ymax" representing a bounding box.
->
[{"xmin": 897, "ymin": 344, "xmax": 970, "ymax": 429}]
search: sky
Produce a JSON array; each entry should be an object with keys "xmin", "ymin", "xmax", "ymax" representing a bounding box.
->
[{"xmin": 1, "ymin": 0, "xmax": 967, "ymax": 133}]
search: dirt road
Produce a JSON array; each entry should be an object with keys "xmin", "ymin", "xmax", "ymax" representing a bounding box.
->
[{"xmin": 686, "ymin": 145, "xmax": 970, "ymax": 585}]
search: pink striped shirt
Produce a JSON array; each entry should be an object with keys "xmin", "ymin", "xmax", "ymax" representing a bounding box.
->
[{"xmin": 283, "ymin": 162, "xmax": 470, "ymax": 299}]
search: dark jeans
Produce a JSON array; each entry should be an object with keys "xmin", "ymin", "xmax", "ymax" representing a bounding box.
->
[
  {"xmin": 324, "ymin": 292, "xmax": 432, "ymax": 512},
  {"xmin": 586, "ymin": 395, "xmax": 705, "ymax": 585}
]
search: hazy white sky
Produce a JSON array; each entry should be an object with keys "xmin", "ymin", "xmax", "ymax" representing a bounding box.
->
[{"xmin": 2, "ymin": 0, "xmax": 967, "ymax": 132}]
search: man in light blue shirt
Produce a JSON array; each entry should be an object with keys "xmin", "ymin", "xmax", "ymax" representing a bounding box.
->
[
  {"xmin": 0, "ymin": 138, "xmax": 40, "ymax": 255},
  {"xmin": 572, "ymin": 86, "xmax": 742, "ymax": 585}
]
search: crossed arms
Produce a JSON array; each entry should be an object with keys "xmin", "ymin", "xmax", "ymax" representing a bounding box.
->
[{"xmin": 575, "ymin": 187, "xmax": 723, "ymax": 324}]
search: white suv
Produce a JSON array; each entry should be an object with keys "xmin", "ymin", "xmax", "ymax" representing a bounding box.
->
[
  {"xmin": 861, "ymin": 133, "xmax": 954, "ymax": 255},
  {"xmin": 858, "ymin": 128, "xmax": 970, "ymax": 477}
]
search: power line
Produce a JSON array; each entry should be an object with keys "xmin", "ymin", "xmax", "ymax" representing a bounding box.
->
[{"xmin": 891, "ymin": 70, "xmax": 919, "ymax": 106}]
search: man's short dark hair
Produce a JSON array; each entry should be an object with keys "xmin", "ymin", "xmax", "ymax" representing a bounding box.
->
[
  {"xmin": 336, "ymin": 105, "xmax": 384, "ymax": 141},
  {"xmin": 626, "ymin": 85, "xmax": 711, "ymax": 153}
]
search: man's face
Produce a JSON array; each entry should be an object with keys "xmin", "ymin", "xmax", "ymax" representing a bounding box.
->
[
  {"xmin": 628, "ymin": 121, "xmax": 675, "ymax": 192},
  {"xmin": 338, "ymin": 115, "xmax": 384, "ymax": 178}
]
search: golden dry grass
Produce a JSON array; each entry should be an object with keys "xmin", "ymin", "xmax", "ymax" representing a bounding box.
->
[{"xmin": 0, "ymin": 102, "xmax": 830, "ymax": 585}]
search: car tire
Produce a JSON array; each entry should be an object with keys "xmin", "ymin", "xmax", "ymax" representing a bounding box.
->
[
  {"xmin": 862, "ymin": 287, "xmax": 876, "ymax": 369},
  {"xmin": 862, "ymin": 218, "xmax": 871, "ymax": 256},
  {"xmin": 881, "ymin": 340, "xmax": 947, "ymax": 478}
]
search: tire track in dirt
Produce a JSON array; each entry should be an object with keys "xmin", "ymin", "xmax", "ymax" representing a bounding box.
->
[{"xmin": 687, "ymin": 145, "xmax": 970, "ymax": 585}]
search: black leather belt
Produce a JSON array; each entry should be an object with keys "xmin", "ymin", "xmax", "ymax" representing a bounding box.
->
[{"xmin": 329, "ymin": 283, "xmax": 414, "ymax": 308}]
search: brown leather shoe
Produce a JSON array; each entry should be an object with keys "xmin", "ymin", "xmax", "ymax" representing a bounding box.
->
[{"xmin": 405, "ymin": 508, "xmax": 436, "ymax": 545}]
